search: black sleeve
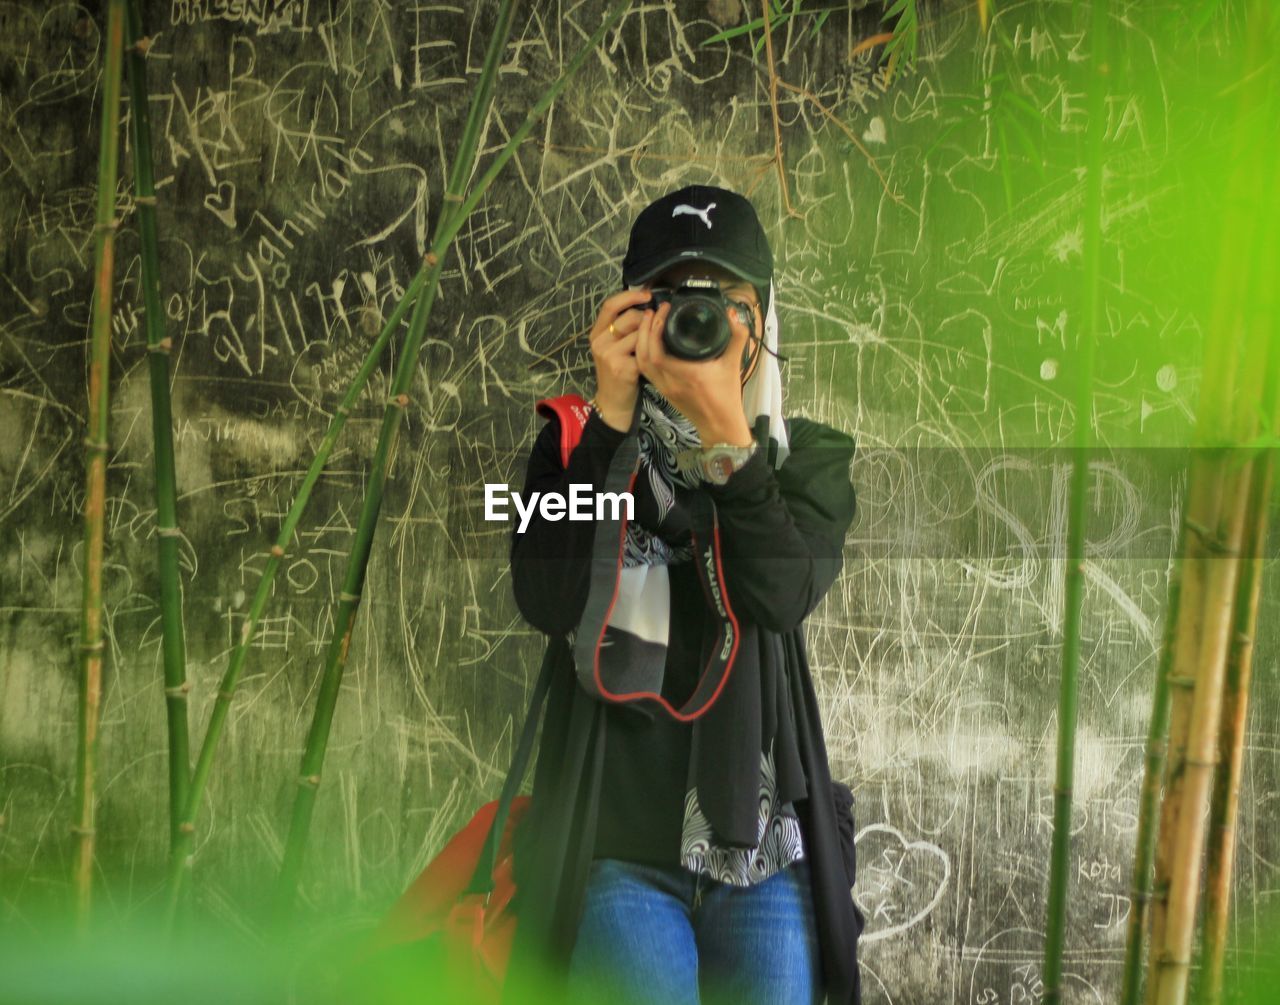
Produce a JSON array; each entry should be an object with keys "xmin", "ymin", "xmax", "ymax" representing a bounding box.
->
[
  {"xmin": 509, "ymin": 410, "xmax": 629, "ymax": 636},
  {"xmin": 703, "ymin": 418, "xmax": 856, "ymax": 634}
]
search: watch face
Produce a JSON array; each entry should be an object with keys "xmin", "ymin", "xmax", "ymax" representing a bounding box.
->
[
  {"xmin": 707, "ymin": 454, "xmax": 733, "ymax": 483},
  {"xmin": 700, "ymin": 444, "xmax": 754, "ymax": 484}
]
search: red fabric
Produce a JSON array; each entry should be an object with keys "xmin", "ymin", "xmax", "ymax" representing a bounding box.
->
[
  {"xmin": 534, "ymin": 393, "xmax": 591, "ymax": 467},
  {"xmin": 364, "ymin": 795, "xmax": 532, "ymax": 997}
]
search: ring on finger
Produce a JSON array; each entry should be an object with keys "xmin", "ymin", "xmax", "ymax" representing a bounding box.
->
[{"xmin": 608, "ymin": 321, "xmax": 617, "ymax": 336}]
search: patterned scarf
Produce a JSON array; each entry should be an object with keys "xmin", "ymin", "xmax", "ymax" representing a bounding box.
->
[{"xmin": 572, "ymin": 281, "xmax": 788, "ymax": 718}]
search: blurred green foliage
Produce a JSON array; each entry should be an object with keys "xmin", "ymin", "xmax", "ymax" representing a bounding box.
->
[{"xmin": 0, "ymin": 898, "xmax": 1275, "ymax": 1003}]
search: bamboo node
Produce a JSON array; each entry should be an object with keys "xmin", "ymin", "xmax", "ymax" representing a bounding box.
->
[
  {"xmin": 70, "ymin": 825, "xmax": 95, "ymax": 836},
  {"xmin": 80, "ymin": 640, "xmax": 105, "ymax": 654},
  {"xmin": 299, "ymin": 774, "xmax": 322, "ymax": 788},
  {"xmin": 1167, "ymin": 674, "xmax": 1196, "ymax": 688},
  {"xmin": 179, "ymin": 822, "xmax": 195, "ymax": 835},
  {"xmin": 339, "ymin": 591, "xmax": 361, "ymax": 603},
  {"xmin": 1184, "ymin": 755, "xmax": 1218, "ymax": 768},
  {"xmin": 157, "ymin": 526, "xmax": 182, "ymax": 538},
  {"xmin": 443, "ymin": 192, "xmax": 464, "ymax": 203},
  {"xmin": 219, "ymin": 686, "xmax": 238, "ymax": 701},
  {"xmin": 83, "ymin": 437, "xmax": 110, "ymax": 454},
  {"xmin": 393, "ymin": 393, "xmax": 410, "ymax": 409},
  {"xmin": 335, "ymin": 403, "xmax": 351, "ymax": 418},
  {"xmin": 134, "ymin": 194, "xmax": 158, "ymax": 207},
  {"xmin": 270, "ymin": 544, "xmax": 286, "ymax": 558},
  {"xmin": 1234, "ymin": 630, "xmax": 1253, "ymax": 646},
  {"xmin": 1185, "ymin": 518, "xmax": 1211, "ymax": 539},
  {"xmin": 164, "ymin": 682, "xmax": 191, "ymax": 698},
  {"xmin": 1186, "ymin": 518, "xmax": 1236, "ymax": 556},
  {"xmin": 146, "ymin": 337, "xmax": 173, "ymax": 355},
  {"xmin": 94, "ymin": 219, "xmax": 120, "ymax": 234},
  {"xmin": 425, "ymin": 251, "xmax": 439, "ymax": 267}
]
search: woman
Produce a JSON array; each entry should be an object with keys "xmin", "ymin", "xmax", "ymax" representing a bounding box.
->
[{"xmin": 505, "ymin": 185, "xmax": 863, "ymax": 1005}]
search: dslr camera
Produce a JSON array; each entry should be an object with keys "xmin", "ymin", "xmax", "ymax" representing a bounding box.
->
[{"xmin": 643, "ymin": 278, "xmax": 755, "ymax": 361}]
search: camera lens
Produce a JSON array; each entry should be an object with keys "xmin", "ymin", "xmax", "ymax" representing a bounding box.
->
[{"xmin": 664, "ymin": 295, "xmax": 730, "ymax": 360}]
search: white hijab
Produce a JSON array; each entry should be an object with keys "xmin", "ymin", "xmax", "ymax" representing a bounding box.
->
[{"xmin": 742, "ymin": 279, "xmax": 789, "ymax": 467}]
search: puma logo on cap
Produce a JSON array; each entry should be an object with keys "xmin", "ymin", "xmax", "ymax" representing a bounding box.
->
[{"xmin": 672, "ymin": 202, "xmax": 716, "ymax": 229}]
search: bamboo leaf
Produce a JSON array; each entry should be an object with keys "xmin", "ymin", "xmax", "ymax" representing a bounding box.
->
[
  {"xmin": 922, "ymin": 119, "xmax": 963, "ymax": 161},
  {"xmin": 1004, "ymin": 89, "xmax": 1049, "ymax": 124},
  {"xmin": 879, "ymin": 0, "xmax": 919, "ymax": 79},
  {"xmin": 702, "ymin": 0, "xmax": 831, "ymax": 46},
  {"xmin": 850, "ymin": 31, "xmax": 895, "ymax": 60},
  {"xmin": 753, "ymin": 4, "xmax": 797, "ymax": 58},
  {"xmin": 702, "ymin": 18, "xmax": 766, "ymax": 45},
  {"xmin": 993, "ymin": 19, "xmax": 1016, "ymax": 53}
]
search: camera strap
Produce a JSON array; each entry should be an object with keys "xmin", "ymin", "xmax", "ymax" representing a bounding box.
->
[{"xmin": 568, "ymin": 393, "xmax": 741, "ymax": 722}]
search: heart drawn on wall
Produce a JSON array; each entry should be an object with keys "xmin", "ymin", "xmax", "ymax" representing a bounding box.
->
[{"xmin": 854, "ymin": 823, "xmax": 952, "ymax": 943}]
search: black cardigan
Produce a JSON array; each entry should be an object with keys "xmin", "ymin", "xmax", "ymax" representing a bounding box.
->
[{"xmin": 504, "ymin": 408, "xmax": 864, "ymax": 1005}]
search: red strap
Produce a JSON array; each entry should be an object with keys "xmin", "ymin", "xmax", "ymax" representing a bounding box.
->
[{"xmin": 535, "ymin": 393, "xmax": 592, "ymax": 468}]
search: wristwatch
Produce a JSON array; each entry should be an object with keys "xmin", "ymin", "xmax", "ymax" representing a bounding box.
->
[{"xmin": 699, "ymin": 441, "xmax": 758, "ymax": 485}]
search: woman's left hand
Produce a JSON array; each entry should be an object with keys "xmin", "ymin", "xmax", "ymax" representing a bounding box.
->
[{"xmin": 635, "ymin": 302, "xmax": 755, "ymax": 447}]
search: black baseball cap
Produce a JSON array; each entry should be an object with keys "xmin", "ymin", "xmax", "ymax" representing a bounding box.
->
[{"xmin": 621, "ymin": 184, "xmax": 772, "ymax": 300}]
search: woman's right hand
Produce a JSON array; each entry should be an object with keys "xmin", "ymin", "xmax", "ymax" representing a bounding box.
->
[{"xmin": 589, "ymin": 289, "xmax": 668, "ymax": 432}]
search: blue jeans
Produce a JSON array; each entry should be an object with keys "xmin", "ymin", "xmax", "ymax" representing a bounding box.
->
[{"xmin": 567, "ymin": 857, "xmax": 822, "ymax": 1005}]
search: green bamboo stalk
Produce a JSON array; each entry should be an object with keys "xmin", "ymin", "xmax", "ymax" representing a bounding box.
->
[
  {"xmin": 1145, "ymin": 412, "xmax": 1235, "ymax": 1005},
  {"xmin": 274, "ymin": 0, "xmax": 523, "ymax": 916},
  {"xmin": 123, "ymin": 0, "xmax": 190, "ymax": 853},
  {"xmin": 1146, "ymin": 385, "xmax": 1235, "ymax": 1002},
  {"xmin": 162, "ymin": 0, "xmax": 634, "ymax": 924},
  {"xmin": 1145, "ymin": 12, "xmax": 1273, "ymax": 998},
  {"xmin": 1125, "ymin": 379, "xmax": 1237, "ymax": 1005},
  {"xmin": 1199, "ymin": 387, "xmax": 1276, "ymax": 1005},
  {"xmin": 1119, "ymin": 58, "xmax": 1277, "ymax": 993},
  {"xmin": 1153, "ymin": 398, "xmax": 1263, "ymax": 1005},
  {"xmin": 159, "ymin": 266, "xmax": 421, "ymax": 922},
  {"xmin": 1041, "ymin": 0, "xmax": 1105, "ymax": 998},
  {"xmin": 1119, "ymin": 518, "xmax": 1187, "ymax": 1005},
  {"xmin": 273, "ymin": 0, "xmax": 635, "ymax": 918},
  {"xmin": 1125, "ymin": 281, "xmax": 1247, "ymax": 1005},
  {"xmin": 1197, "ymin": 72, "xmax": 1279, "ymax": 1005},
  {"xmin": 74, "ymin": 0, "xmax": 128, "ymax": 931}
]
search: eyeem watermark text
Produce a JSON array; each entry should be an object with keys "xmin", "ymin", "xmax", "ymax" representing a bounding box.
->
[{"xmin": 485, "ymin": 483, "xmax": 634, "ymax": 534}]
